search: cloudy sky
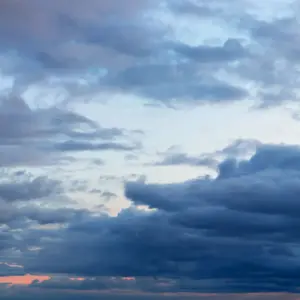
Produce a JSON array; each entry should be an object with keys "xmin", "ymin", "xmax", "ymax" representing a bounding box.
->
[{"xmin": 2, "ymin": 0, "xmax": 300, "ymax": 299}]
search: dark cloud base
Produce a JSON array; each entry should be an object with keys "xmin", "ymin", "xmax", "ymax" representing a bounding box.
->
[{"xmin": 0, "ymin": 142, "xmax": 296, "ymax": 294}]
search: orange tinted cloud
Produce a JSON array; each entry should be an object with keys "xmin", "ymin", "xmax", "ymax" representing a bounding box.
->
[
  {"xmin": 70, "ymin": 277, "xmax": 85, "ymax": 281},
  {"xmin": 122, "ymin": 277, "xmax": 135, "ymax": 281},
  {"xmin": 0, "ymin": 274, "xmax": 50, "ymax": 285}
]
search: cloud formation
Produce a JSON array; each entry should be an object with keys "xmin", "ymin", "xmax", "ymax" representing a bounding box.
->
[
  {"xmin": 0, "ymin": 93, "xmax": 139, "ymax": 166},
  {"xmin": 2, "ymin": 1, "xmax": 300, "ymax": 299},
  {"xmin": 1, "ymin": 0, "xmax": 299, "ymax": 107},
  {"xmin": 0, "ymin": 142, "xmax": 294, "ymax": 294}
]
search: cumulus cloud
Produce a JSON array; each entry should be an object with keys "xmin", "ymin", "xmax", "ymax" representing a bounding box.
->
[{"xmin": 0, "ymin": 141, "xmax": 293, "ymax": 293}]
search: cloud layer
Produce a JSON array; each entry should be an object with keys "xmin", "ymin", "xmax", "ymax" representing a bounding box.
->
[
  {"xmin": 0, "ymin": 0, "xmax": 299, "ymax": 107},
  {"xmin": 1, "ymin": 1, "xmax": 300, "ymax": 299},
  {"xmin": 0, "ymin": 142, "xmax": 298, "ymax": 294}
]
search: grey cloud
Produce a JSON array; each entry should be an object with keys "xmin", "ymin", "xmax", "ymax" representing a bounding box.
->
[
  {"xmin": 14, "ymin": 141, "xmax": 300, "ymax": 293},
  {"xmin": 54, "ymin": 140, "xmax": 140, "ymax": 152},
  {"xmin": 0, "ymin": 200, "xmax": 18, "ymax": 224},
  {"xmin": 0, "ymin": 94, "xmax": 136, "ymax": 166},
  {"xmin": 217, "ymin": 143, "xmax": 300, "ymax": 178},
  {"xmin": 152, "ymin": 152, "xmax": 218, "ymax": 168},
  {"xmin": 0, "ymin": 0, "xmax": 155, "ymax": 50},
  {"xmin": 28, "ymin": 275, "xmax": 300, "ymax": 295},
  {"xmin": 0, "ymin": 263, "xmax": 25, "ymax": 276},
  {"xmin": 22, "ymin": 206, "xmax": 88, "ymax": 225},
  {"xmin": 79, "ymin": 20, "xmax": 162, "ymax": 58},
  {"xmin": 152, "ymin": 139, "xmax": 258, "ymax": 168},
  {"xmin": 0, "ymin": 176, "xmax": 62, "ymax": 202},
  {"xmin": 174, "ymin": 39, "xmax": 246, "ymax": 63},
  {"xmin": 217, "ymin": 139, "xmax": 259, "ymax": 158},
  {"xmin": 90, "ymin": 190, "xmax": 117, "ymax": 201},
  {"xmin": 0, "ymin": 282, "xmax": 250, "ymax": 300},
  {"xmin": 2, "ymin": 0, "xmax": 299, "ymax": 107},
  {"xmin": 101, "ymin": 191, "xmax": 117, "ymax": 200},
  {"xmin": 92, "ymin": 158, "xmax": 105, "ymax": 166},
  {"xmin": 0, "ymin": 0, "xmax": 162, "ymax": 82},
  {"xmin": 0, "ymin": 202, "xmax": 89, "ymax": 256},
  {"xmin": 168, "ymin": 0, "xmax": 300, "ymax": 106},
  {"xmin": 0, "ymin": 170, "xmax": 90, "ymax": 257},
  {"xmin": 106, "ymin": 63, "xmax": 247, "ymax": 103},
  {"xmin": 170, "ymin": 0, "xmax": 220, "ymax": 17}
]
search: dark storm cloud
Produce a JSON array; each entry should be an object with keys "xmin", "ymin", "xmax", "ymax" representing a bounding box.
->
[{"xmin": 8, "ymin": 141, "xmax": 300, "ymax": 293}]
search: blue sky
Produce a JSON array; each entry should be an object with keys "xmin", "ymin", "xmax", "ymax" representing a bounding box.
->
[{"xmin": 1, "ymin": 1, "xmax": 300, "ymax": 299}]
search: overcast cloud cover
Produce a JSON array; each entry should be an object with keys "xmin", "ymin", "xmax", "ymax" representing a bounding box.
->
[{"xmin": 2, "ymin": 1, "xmax": 300, "ymax": 299}]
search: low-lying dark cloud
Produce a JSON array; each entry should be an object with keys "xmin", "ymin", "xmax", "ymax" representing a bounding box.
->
[{"xmin": 0, "ymin": 141, "xmax": 294, "ymax": 293}]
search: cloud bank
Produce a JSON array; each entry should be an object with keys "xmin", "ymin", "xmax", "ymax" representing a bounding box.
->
[{"xmin": 1, "ymin": 1, "xmax": 300, "ymax": 300}]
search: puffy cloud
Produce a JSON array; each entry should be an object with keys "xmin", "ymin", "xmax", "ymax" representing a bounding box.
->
[{"xmin": 5, "ymin": 141, "xmax": 298, "ymax": 293}]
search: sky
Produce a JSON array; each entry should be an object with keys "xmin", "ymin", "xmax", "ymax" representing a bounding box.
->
[{"xmin": 2, "ymin": 0, "xmax": 300, "ymax": 299}]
